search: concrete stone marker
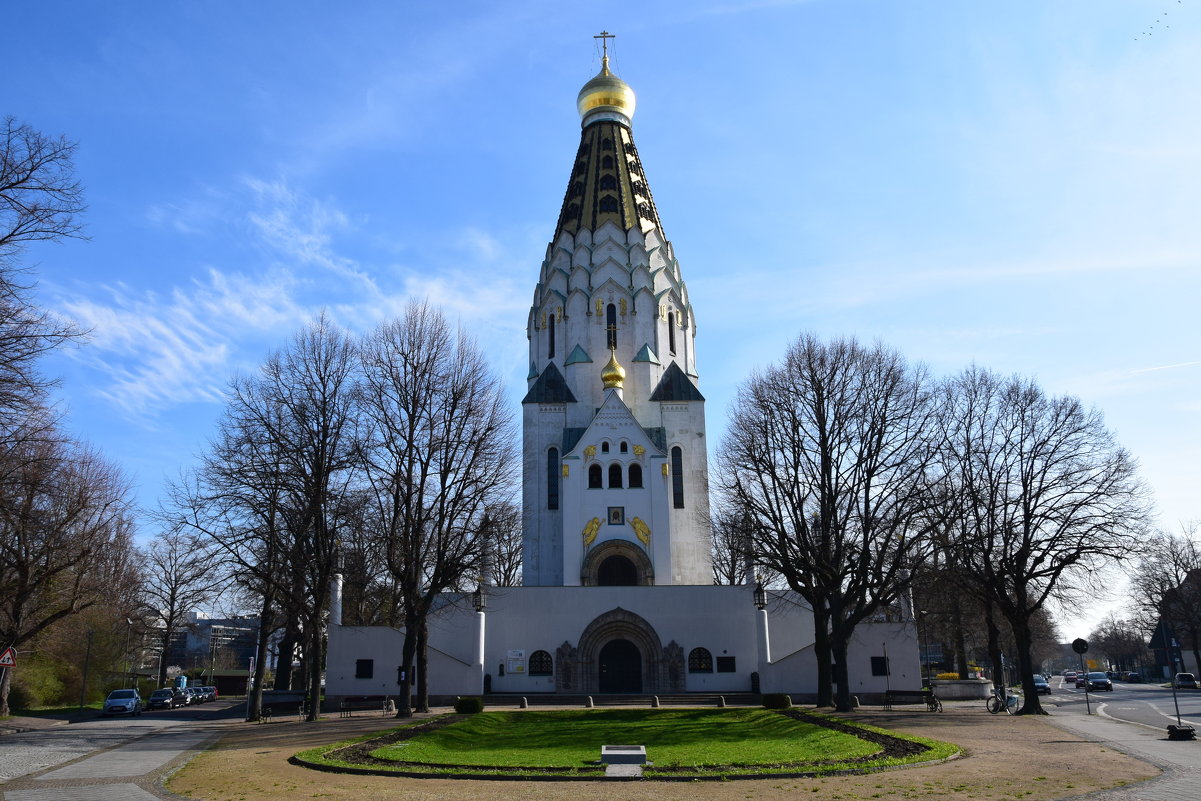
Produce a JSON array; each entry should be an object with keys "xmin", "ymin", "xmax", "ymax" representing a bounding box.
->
[
  {"xmin": 601, "ymin": 745, "xmax": 647, "ymax": 764},
  {"xmin": 601, "ymin": 745, "xmax": 648, "ymax": 778}
]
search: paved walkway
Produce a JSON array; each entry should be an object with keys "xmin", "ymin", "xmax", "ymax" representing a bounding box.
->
[
  {"xmin": 1, "ymin": 718, "xmax": 225, "ymax": 801},
  {"xmin": 1048, "ymin": 712, "xmax": 1201, "ymax": 800}
]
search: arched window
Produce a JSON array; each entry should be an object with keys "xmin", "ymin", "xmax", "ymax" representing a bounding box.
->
[
  {"xmin": 547, "ymin": 448, "xmax": 559, "ymax": 510},
  {"xmin": 619, "ymin": 441, "xmax": 628, "ymax": 453},
  {"xmin": 601, "ymin": 441, "xmax": 610, "ymax": 453},
  {"xmin": 602, "ymin": 155, "xmax": 613, "ymax": 168},
  {"xmin": 599, "ymin": 174, "xmax": 617, "ymax": 190},
  {"xmin": 628, "ymin": 463, "xmax": 643, "ymax": 489},
  {"xmin": 588, "ymin": 464, "xmax": 602, "ymax": 489},
  {"xmin": 668, "ymin": 311, "xmax": 676, "ymax": 354},
  {"xmin": 529, "ymin": 650, "xmax": 553, "ymax": 676},
  {"xmin": 599, "ymin": 195, "xmax": 618, "ymax": 212},
  {"xmin": 547, "ymin": 314, "xmax": 555, "ymax": 358},
  {"xmin": 688, "ymin": 647, "xmax": 714, "ymax": 673},
  {"xmin": 602, "ymin": 137, "xmax": 614, "ymax": 150},
  {"xmin": 608, "ymin": 464, "xmax": 623, "ymax": 488},
  {"xmin": 606, "ymin": 304, "xmax": 617, "ymax": 349},
  {"xmin": 671, "ymin": 447, "xmax": 685, "ymax": 508}
]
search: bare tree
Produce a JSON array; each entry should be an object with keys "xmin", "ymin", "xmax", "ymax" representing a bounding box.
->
[
  {"xmin": 1132, "ymin": 525, "xmax": 1201, "ymax": 674},
  {"xmin": 1089, "ymin": 614, "xmax": 1152, "ymax": 673},
  {"xmin": 0, "ymin": 435, "xmax": 136, "ymax": 715},
  {"xmin": 720, "ymin": 334, "xmax": 939, "ymax": 711},
  {"xmin": 936, "ymin": 366, "xmax": 1151, "ymax": 714},
  {"xmin": 357, "ymin": 301, "xmax": 516, "ymax": 717},
  {"xmin": 709, "ymin": 503, "xmax": 754, "ymax": 586},
  {"xmin": 481, "ymin": 500, "xmax": 522, "ymax": 588},
  {"xmin": 175, "ymin": 315, "xmax": 360, "ymax": 721},
  {"xmin": 140, "ymin": 528, "xmax": 227, "ymax": 687},
  {"xmin": 0, "ymin": 118, "xmax": 85, "ymax": 417}
]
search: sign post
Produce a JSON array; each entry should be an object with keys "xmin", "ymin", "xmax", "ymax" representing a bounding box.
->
[
  {"xmin": 1072, "ymin": 638, "xmax": 1090, "ymax": 716},
  {"xmin": 0, "ymin": 646, "xmax": 15, "ymax": 700}
]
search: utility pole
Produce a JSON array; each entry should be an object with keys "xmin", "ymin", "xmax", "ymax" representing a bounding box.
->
[{"xmin": 77, "ymin": 630, "xmax": 94, "ymax": 715}]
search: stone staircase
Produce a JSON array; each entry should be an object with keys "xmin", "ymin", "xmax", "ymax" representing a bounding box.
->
[{"xmin": 482, "ymin": 692, "xmax": 762, "ymax": 708}]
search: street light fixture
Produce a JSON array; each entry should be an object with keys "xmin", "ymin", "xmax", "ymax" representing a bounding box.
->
[
  {"xmin": 473, "ymin": 584, "xmax": 487, "ymax": 613},
  {"xmin": 753, "ymin": 581, "xmax": 767, "ymax": 611}
]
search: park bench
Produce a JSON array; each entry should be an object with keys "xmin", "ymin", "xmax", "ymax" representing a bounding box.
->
[
  {"xmin": 339, "ymin": 696, "xmax": 393, "ymax": 717},
  {"xmin": 884, "ymin": 688, "xmax": 941, "ymax": 711}
]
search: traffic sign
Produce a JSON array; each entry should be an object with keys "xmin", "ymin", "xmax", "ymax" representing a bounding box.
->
[
  {"xmin": 1072, "ymin": 638, "xmax": 1089, "ymax": 654},
  {"xmin": 0, "ymin": 646, "xmax": 15, "ymax": 667}
]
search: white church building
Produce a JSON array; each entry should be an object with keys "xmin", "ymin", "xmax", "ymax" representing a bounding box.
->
[{"xmin": 326, "ymin": 50, "xmax": 919, "ymax": 704}]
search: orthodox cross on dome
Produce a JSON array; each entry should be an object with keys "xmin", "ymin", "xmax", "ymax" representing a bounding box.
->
[{"xmin": 594, "ymin": 30, "xmax": 615, "ymax": 58}]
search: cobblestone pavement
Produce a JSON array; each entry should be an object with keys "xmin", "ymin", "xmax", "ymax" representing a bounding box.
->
[
  {"xmin": 0, "ymin": 704, "xmax": 237, "ymax": 801},
  {"xmin": 1048, "ymin": 711, "xmax": 1201, "ymax": 800},
  {"xmin": 0, "ymin": 717, "xmax": 183, "ymax": 782}
]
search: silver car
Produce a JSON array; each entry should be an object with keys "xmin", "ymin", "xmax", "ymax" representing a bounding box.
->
[{"xmin": 102, "ymin": 689, "xmax": 142, "ymax": 716}]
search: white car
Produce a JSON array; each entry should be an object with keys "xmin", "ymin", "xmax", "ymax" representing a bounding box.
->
[{"xmin": 101, "ymin": 689, "xmax": 142, "ymax": 716}]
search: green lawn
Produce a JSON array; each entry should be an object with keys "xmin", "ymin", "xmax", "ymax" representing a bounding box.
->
[
  {"xmin": 372, "ymin": 708, "xmax": 877, "ymax": 769},
  {"xmin": 297, "ymin": 708, "xmax": 959, "ymax": 779}
]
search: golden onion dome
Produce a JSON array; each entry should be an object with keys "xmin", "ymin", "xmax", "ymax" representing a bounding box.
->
[
  {"xmin": 576, "ymin": 55, "xmax": 636, "ymax": 125},
  {"xmin": 601, "ymin": 348, "xmax": 626, "ymax": 390}
]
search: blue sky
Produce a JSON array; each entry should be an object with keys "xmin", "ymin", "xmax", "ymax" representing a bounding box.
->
[{"xmin": 5, "ymin": 1, "xmax": 1198, "ymax": 639}]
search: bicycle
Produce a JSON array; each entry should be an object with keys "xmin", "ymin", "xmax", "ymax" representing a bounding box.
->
[
  {"xmin": 925, "ymin": 689, "xmax": 943, "ymax": 712},
  {"xmin": 986, "ymin": 686, "xmax": 1020, "ymax": 714}
]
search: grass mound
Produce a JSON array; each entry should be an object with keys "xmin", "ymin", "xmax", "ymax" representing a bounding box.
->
[{"xmin": 295, "ymin": 707, "xmax": 958, "ymax": 779}]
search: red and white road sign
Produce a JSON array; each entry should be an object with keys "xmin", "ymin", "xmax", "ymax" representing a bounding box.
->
[{"xmin": 0, "ymin": 647, "xmax": 15, "ymax": 667}]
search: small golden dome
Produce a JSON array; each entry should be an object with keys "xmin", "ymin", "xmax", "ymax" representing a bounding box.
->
[
  {"xmin": 601, "ymin": 348, "xmax": 626, "ymax": 390},
  {"xmin": 576, "ymin": 56, "xmax": 636, "ymax": 125}
]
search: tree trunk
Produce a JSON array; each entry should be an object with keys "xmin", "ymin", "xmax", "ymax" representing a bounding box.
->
[
  {"xmin": 275, "ymin": 624, "xmax": 298, "ymax": 691},
  {"xmin": 416, "ymin": 619, "xmax": 430, "ymax": 713},
  {"xmin": 305, "ymin": 619, "xmax": 323, "ymax": 722},
  {"xmin": 245, "ymin": 594, "xmax": 273, "ymax": 722},
  {"xmin": 395, "ymin": 612, "xmax": 418, "ymax": 718},
  {"xmin": 157, "ymin": 628, "xmax": 171, "ymax": 688},
  {"xmin": 830, "ymin": 630, "xmax": 853, "ymax": 712},
  {"xmin": 1009, "ymin": 614, "xmax": 1046, "ymax": 715},
  {"xmin": 953, "ymin": 605, "xmax": 969, "ymax": 679},
  {"xmin": 983, "ymin": 601, "xmax": 1003, "ymax": 690},
  {"xmin": 812, "ymin": 604, "xmax": 834, "ymax": 708}
]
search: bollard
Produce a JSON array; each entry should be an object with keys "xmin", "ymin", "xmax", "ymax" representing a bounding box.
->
[
  {"xmin": 652, "ymin": 695, "xmax": 660, "ymax": 708},
  {"xmin": 520, "ymin": 696, "xmax": 528, "ymax": 709},
  {"xmin": 586, "ymin": 695, "xmax": 594, "ymax": 708}
]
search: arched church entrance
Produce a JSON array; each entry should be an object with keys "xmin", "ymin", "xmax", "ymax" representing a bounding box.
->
[
  {"xmin": 598, "ymin": 638, "xmax": 642, "ymax": 692},
  {"xmin": 558, "ymin": 607, "xmax": 685, "ymax": 694}
]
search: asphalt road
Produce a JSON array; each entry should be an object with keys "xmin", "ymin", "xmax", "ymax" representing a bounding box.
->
[{"xmin": 1048, "ymin": 676, "xmax": 1201, "ymax": 730}]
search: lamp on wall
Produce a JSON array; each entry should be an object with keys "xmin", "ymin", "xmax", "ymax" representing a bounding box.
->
[
  {"xmin": 473, "ymin": 584, "xmax": 487, "ymax": 613},
  {"xmin": 753, "ymin": 581, "xmax": 767, "ymax": 611}
]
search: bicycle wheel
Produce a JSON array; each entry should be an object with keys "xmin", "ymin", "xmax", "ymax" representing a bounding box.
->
[
  {"xmin": 986, "ymin": 695, "xmax": 1002, "ymax": 714},
  {"xmin": 931, "ymin": 697, "xmax": 943, "ymax": 712}
]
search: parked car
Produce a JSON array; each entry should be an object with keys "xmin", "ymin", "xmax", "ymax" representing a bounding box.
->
[
  {"xmin": 1124, "ymin": 672, "xmax": 1143, "ymax": 683},
  {"xmin": 1032, "ymin": 675, "xmax": 1051, "ymax": 695},
  {"xmin": 182, "ymin": 687, "xmax": 201, "ymax": 705},
  {"xmin": 146, "ymin": 688, "xmax": 183, "ymax": 710},
  {"xmin": 1174, "ymin": 672, "xmax": 1197, "ymax": 689},
  {"xmin": 1086, "ymin": 671, "xmax": 1113, "ymax": 691},
  {"xmin": 101, "ymin": 689, "xmax": 142, "ymax": 716}
]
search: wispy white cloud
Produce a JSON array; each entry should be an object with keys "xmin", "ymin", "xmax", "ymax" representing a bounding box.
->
[{"xmin": 57, "ymin": 268, "xmax": 306, "ymax": 415}]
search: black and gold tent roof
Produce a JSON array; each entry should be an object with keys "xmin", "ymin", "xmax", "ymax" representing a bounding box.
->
[{"xmin": 553, "ymin": 64, "xmax": 665, "ymax": 240}]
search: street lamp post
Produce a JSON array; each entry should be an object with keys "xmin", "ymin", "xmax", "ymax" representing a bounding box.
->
[{"xmin": 919, "ymin": 610, "xmax": 931, "ymax": 687}]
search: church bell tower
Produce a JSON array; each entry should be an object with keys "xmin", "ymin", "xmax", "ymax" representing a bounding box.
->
[{"xmin": 522, "ymin": 42, "xmax": 712, "ymax": 588}]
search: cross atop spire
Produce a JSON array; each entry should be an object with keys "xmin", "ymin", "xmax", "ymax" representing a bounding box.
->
[{"xmin": 594, "ymin": 30, "xmax": 615, "ymax": 59}]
